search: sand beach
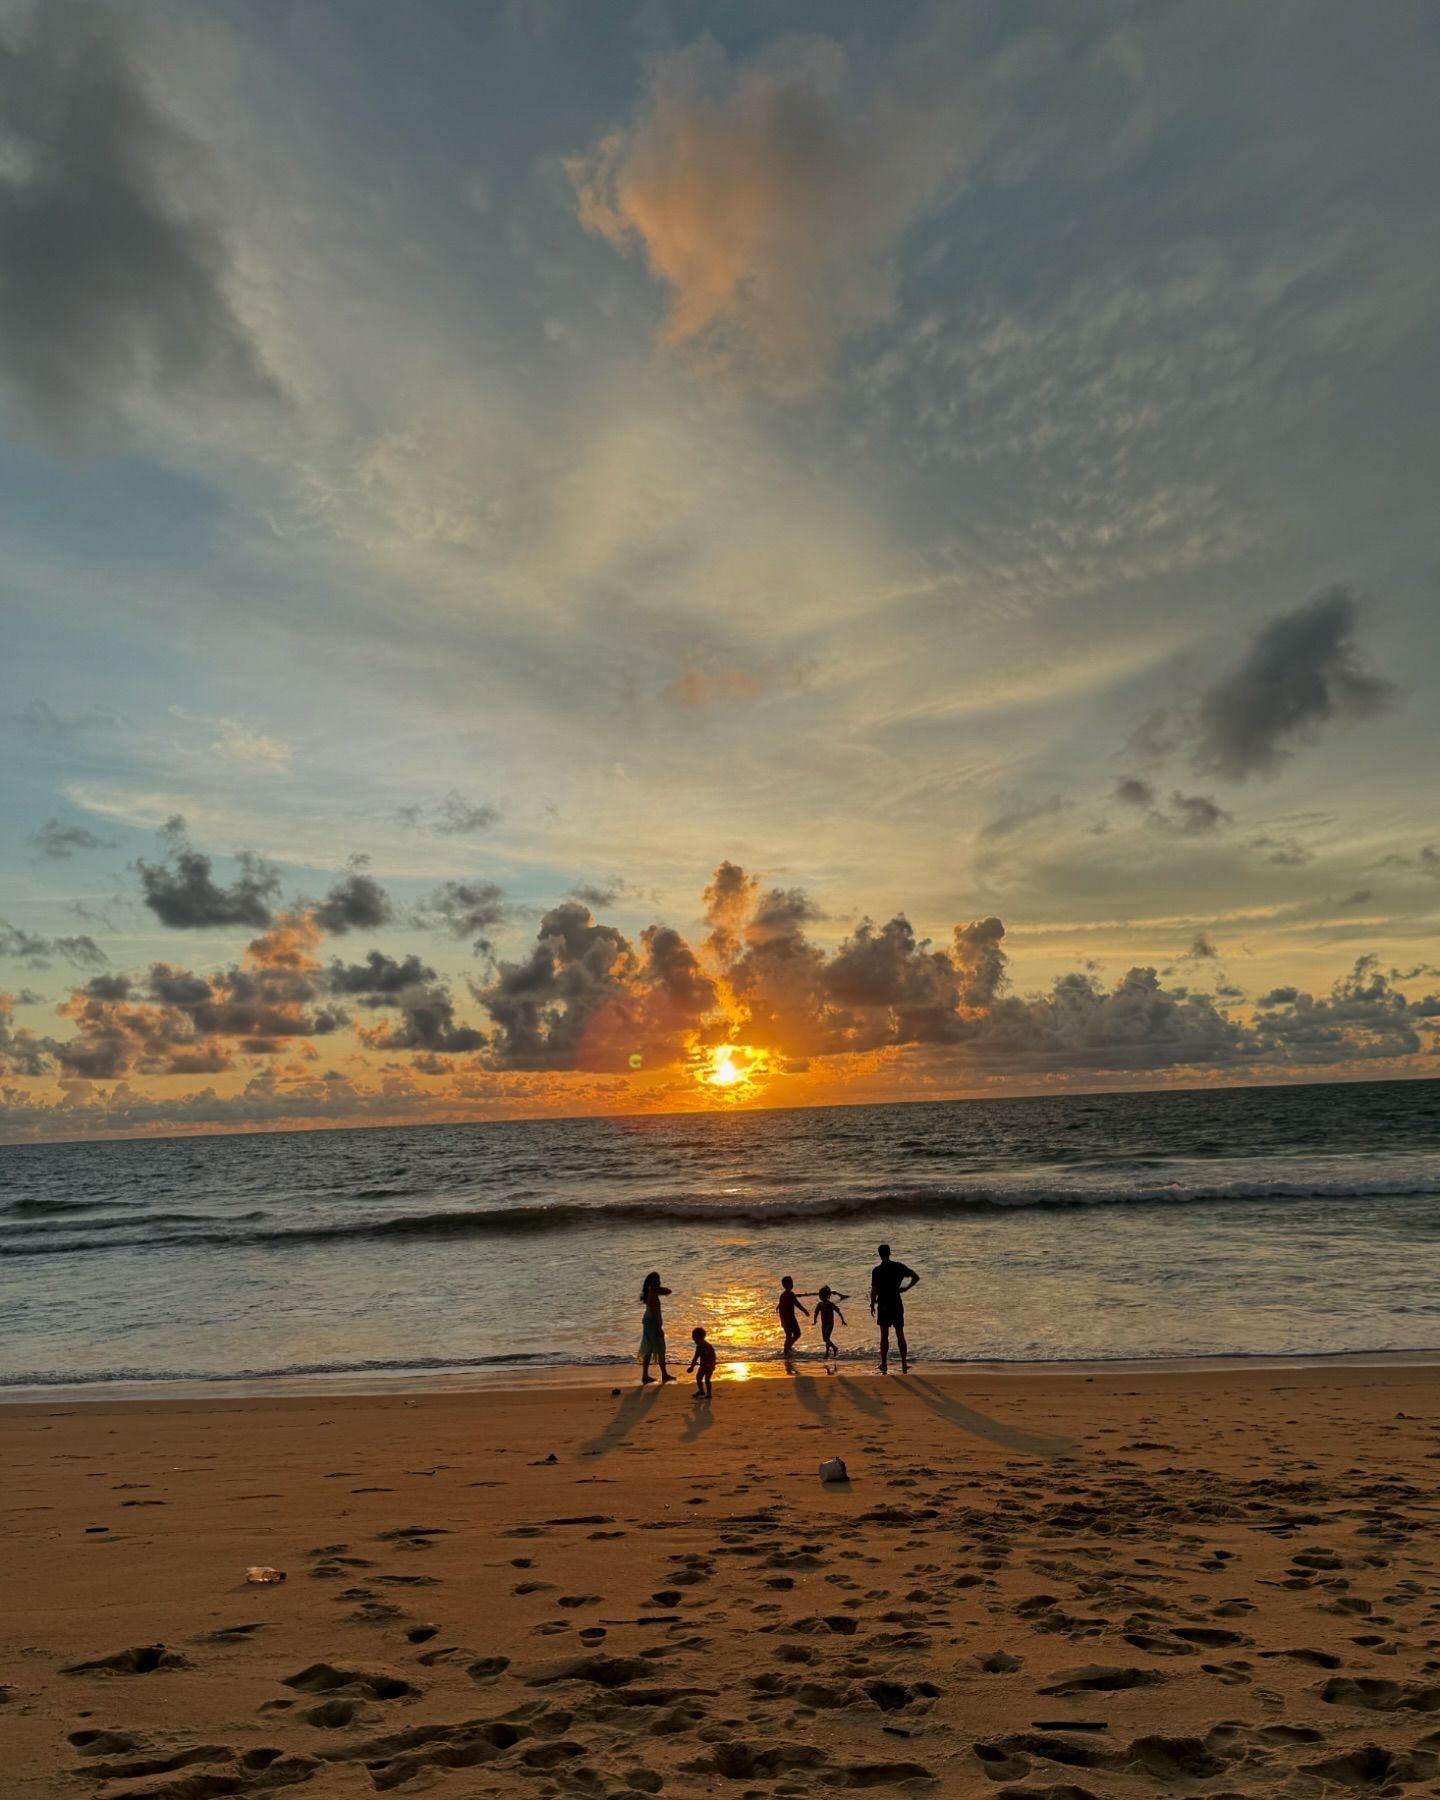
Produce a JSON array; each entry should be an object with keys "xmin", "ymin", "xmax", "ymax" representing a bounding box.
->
[{"xmin": 4, "ymin": 1361, "xmax": 1440, "ymax": 1797}]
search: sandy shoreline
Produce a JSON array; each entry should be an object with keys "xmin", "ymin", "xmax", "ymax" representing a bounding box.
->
[
  {"xmin": 5, "ymin": 1345, "xmax": 1440, "ymax": 1408},
  {"xmin": 4, "ymin": 1363, "xmax": 1440, "ymax": 1796}
]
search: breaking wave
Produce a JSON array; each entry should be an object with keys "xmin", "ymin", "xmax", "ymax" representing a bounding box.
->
[{"xmin": 3, "ymin": 1170, "xmax": 1437, "ymax": 1256}]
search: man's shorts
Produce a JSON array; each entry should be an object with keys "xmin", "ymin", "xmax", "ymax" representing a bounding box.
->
[{"xmin": 876, "ymin": 1303, "xmax": 905, "ymax": 1329}]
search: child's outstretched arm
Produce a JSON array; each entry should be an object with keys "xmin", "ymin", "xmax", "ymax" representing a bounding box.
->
[
  {"xmin": 797, "ymin": 1300, "xmax": 811, "ymax": 1317},
  {"xmin": 836, "ymin": 1307, "xmax": 847, "ymax": 1326}
]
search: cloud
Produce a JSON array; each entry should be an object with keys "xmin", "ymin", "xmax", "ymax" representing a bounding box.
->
[
  {"xmin": 1249, "ymin": 833, "xmax": 1313, "ymax": 867},
  {"xmin": 0, "ymin": 919, "xmax": 106, "ymax": 969},
  {"xmin": 49, "ymin": 944, "xmax": 347, "ymax": 1080},
  {"xmin": 10, "ymin": 857, "xmax": 1440, "ymax": 1126},
  {"xmin": 327, "ymin": 951, "xmax": 437, "ymax": 999},
  {"xmin": 0, "ymin": 991, "xmax": 49, "ymax": 1077},
  {"xmin": 210, "ymin": 719, "xmax": 292, "ymax": 771},
  {"xmin": 1375, "ymin": 843, "xmax": 1440, "ymax": 881},
  {"xmin": 479, "ymin": 900, "xmax": 716, "ymax": 1071},
  {"xmin": 0, "ymin": 0, "xmax": 277, "ymax": 444},
  {"xmin": 1157, "ymin": 791, "xmax": 1231, "ymax": 837},
  {"xmin": 136, "ymin": 841, "xmax": 280, "ymax": 930},
  {"xmin": 312, "ymin": 868, "xmax": 393, "ymax": 936},
  {"xmin": 19, "ymin": 698, "xmax": 113, "ymax": 739},
  {"xmin": 669, "ymin": 658, "xmax": 812, "ymax": 710},
  {"xmin": 1193, "ymin": 589, "xmax": 1399, "ymax": 779},
  {"xmin": 422, "ymin": 880, "xmax": 510, "ymax": 956},
  {"xmin": 398, "ymin": 792, "xmax": 499, "ymax": 836},
  {"xmin": 569, "ymin": 34, "xmax": 989, "ymax": 393},
  {"xmin": 29, "ymin": 816, "xmax": 114, "ymax": 860},
  {"xmin": 1253, "ymin": 956, "xmax": 1435, "ymax": 1064},
  {"xmin": 570, "ymin": 876, "xmax": 630, "ymax": 910},
  {"xmin": 341, "ymin": 952, "xmax": 487, "ymax": 1057},
  {"xmin": 980, "ymin": 795, "xmax": 1072, "ymax": 842},
  {"xmin": 1114, "ymin": 776, "xmax": 1157, "ymax": 808}
]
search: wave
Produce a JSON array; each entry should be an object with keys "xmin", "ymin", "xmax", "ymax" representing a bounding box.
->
[
  {"xmin": 1, "ymin": 1195, "xmax": 126, "ymax": 1217},
  {"xmin": 4, "ymin": 1171, "xmax": 1438, "ymax": 1256},
  {"xmin": 4, "ymin": 1340, "xmax": 1439, "ymax": 1394}
]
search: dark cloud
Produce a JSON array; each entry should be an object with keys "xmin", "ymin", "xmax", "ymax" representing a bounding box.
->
[
  {"xmin": 1113, "ymin": 780, "xmax": 1230, "ymax": 836},
  {"xmin": 570, "ymin": 876, "xmax": 629, "ymax": 909},
  {"xmin": 422, "ymin": 880, "xmax": 510, "ymax": 955},
  {"xmin": 480, "ymin": 900, "xmax": 715, "ymax": 1070},
  {"xmin": 1374, "ymin": 843, "xmax": 1440, "ymax": 880},
  {"xmin": 359, "ymin": 986, "xmax": 487, "ymax": 1056},
  {"xmin": 325, "ymin": 950, "xmax": 484, "ymax": 1056},
  {"xmin": 1249, "ymin": 833, "xmax": 1313, "ymax": 867},
  {"xmin": 312, "ymin": 869, "xmax": 393, "ymax": 935},
  {"xmin": 136, "ymin": 842, "xmax": 279, "ymax": 930},
  {"xmin": 0, "ymin": 990, "xmax": 50, "ymax": 1077},
  {"xmin": 1155, "ymin": 792, "xmax": 1231, "ymax": 836},
  {"xmin": 398, "ymin": 792, "xmax": 499, "ymax": 836},
  {"xmin": 29, "ymin": 816, "xmax": 114, "ymax": 860},
  {"xmin": 0, "ymin": 918, "xmax": 106, "ymax": 969},
  {"xmin": 1189, "ymin": 933, "xmax": 1219, "ymax": 959},
  {"xmin": 48, "ymin": 946, "xmax": 345, "ymax": 1081},
  {"xmin": 0, "ymin": 0, "xmax": 276, "ymax": 444},
  {"xmin": 327, "ymin": 951, "xmax": 437, "ymax": 1000},
  {"xmin": 1253, "ymin": 956, "xmax": 1436, "ymax": 1065},
  {"xmin": 1193, "ymin": 589, "xmax": 1399, "ymax": 780},
  {"xmin": 702, "ymin": 859, "xmax": 759, "ymax": 961},
  {"xmin": 1337, "ymin": 888, "xmax": 1374, "ymax": 908}
]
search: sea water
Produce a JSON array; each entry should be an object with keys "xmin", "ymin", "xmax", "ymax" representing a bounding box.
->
[{"xmin": 2, "ymin": 1080, "xmax": 1438, "ymax": 1394}]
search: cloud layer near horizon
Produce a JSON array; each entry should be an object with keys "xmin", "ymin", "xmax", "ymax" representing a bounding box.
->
[{"xmin": 4, "ymin": 836, "xmax": 1438, "ymax": 1142}]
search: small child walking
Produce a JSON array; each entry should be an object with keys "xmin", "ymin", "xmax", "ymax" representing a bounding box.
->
[
  {"xmin": 776, "ymin": 1275, "xmax": 809, "ymax": 1355},
  {"xmin": 687, "ymin": 1326, "xmax": 717, "ymax": 1397},
  {"xmin": 815, "ymin": 1285, "xmax": 848, "ymax": 1359}
]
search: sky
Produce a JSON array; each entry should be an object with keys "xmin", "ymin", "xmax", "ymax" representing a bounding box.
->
[{"xmin": 2, "ymin": 0, "xmax": 1438, "ymax": 1143}]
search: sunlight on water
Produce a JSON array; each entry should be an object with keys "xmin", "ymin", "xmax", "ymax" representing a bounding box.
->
[{"xmin": 2, "ymin": 1083, "xmax": 1438, "ymax": 1391}]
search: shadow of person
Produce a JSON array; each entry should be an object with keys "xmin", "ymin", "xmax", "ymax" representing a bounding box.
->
[
  {"xmin": 897, "ymin": 1374, "xmax": 1075, "ymax": 1458},
  {"xmin": 830, "ymin": 1374, "xmax": 890, "ymax": 1419},
  {"xmin": 580, "ymin": 1383, "xmax": 662, "ymax": 1457},
  {"xmin": 790, "ymin": 1369, "xmax": 833, "ymax": 1425},
  {"xmin": 681, "ymin": 1395, "xmax": 715, "ymax": 1444}
]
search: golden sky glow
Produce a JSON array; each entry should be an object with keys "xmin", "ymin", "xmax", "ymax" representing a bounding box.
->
[{"xmin": 1, "ymin": 6, "xmax": 1438, "ymax": 1144}]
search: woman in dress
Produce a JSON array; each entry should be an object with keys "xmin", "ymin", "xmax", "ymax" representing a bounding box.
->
[{"xmin": 638, "ymin": 1271, "xmax": 676, "ymax": 1385}]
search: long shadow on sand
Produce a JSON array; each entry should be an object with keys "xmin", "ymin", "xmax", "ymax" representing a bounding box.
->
[
  {"xmin": 829, "ymin": 1373, "xmax": 890, "ymax": 1420},
  {"xmin": 680, "ymin": 1395, "xmax": 715, "ymax": 1443},
  {"xmin": 789, "ymin": 1369, "xmax": 834, "ymax": 1425},
  {"xmin": 896, "ymin": 1374, "xmax": 1075, "ymax": 1458},
  {"xmin": 580, "ymin": 1384, "xmax": 662, "ymax": 1456}
]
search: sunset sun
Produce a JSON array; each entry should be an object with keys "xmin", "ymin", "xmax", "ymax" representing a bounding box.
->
[{"xmin": 697, "ymin": 1043, "xmax": 770, "ymax": 1100}]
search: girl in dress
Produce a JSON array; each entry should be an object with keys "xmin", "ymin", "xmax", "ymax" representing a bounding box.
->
[{"xmin": 638, "ymin": 1271, "xmax": 676, "ymax": 1385}]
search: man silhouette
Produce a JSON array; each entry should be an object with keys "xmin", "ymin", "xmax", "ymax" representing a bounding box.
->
[{"xmin": 869, "ymin": 1243, "xmax": 919, "ymax": 1374}]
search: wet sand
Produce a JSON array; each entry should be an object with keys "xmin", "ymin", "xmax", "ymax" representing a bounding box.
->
[{"xmin": 4, "ymin": 1362, "xmax": 1440, "ymax": 1797}]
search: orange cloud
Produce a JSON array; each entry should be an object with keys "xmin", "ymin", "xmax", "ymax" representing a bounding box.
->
[{"xmin": 569, "ymin": 36, "xmax": 990, "ymax": 392}]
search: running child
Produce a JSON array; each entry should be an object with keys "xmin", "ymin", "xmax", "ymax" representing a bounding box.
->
[
  {"xmin": 776, "ymin": 1275, "xmax": 809, "ymax": 1355},
  {"xmin": 814, "ymin": 1285, "xmax": 848, "ymax": 1359}
]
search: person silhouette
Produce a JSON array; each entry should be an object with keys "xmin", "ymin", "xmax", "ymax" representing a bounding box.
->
[
  {"xmin": 638, "ymin": 1271, "xmax": 676, "ymax": 1385},
  {"xmin": 869, "ymin": 1243, "xmax": 919, "ymax": 1374}
]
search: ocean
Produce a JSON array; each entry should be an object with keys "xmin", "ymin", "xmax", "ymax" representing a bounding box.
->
[{"xmin": 2, "ymin": 1080, "xmax": 1438, "ymax": 1397}]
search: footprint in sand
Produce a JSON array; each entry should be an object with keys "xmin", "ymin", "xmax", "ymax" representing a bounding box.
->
[
  {"xmin": 283, "ymin": 1662, "xmax": 416, "ymax": 1701},
  {"xmin": 61, "ymin": 1645, "xmax": 191, "ymax": 1676}
]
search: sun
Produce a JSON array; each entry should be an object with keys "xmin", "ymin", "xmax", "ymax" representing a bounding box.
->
[{"xmin": 695, "ymin": 1042, "xmax": 770, "ymax": 1101}]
